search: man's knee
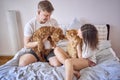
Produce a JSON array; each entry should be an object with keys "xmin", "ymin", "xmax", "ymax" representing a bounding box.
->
[
  {"xmin": 48, "ymin": 56, "xmax": 62, "ymax": 67},
  {"xmin": 49, "ymin": 61, "xmax": 62, "ymax": 67},
  {"xmin": 54, "ymin": 47, "xmax": 60, "ymax": 52},
  {"xmin": 54, "ymin": 47, "xmax": 62, "ymax": 54},
  {"xmin": 19, "ymin": 57, "xmax": 28, "ymax": 67},
  {"xmin": 18, "ymin": 54, "xmax": 36, "ymax": 67}
]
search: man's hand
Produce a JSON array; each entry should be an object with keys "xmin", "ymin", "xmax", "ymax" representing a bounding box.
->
[{"xmin": 24, "ymin": 36, "xmax": 38, "ymax": 48}]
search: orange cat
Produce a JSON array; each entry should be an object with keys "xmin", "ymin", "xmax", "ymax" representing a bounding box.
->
[{"xmin": 66, "ymin": 29, "xmax": 82, "ymax": 58}]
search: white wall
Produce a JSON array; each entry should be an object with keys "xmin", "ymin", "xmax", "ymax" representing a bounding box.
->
[{"xmin": 0, "ymin": 0, "xmax": 120, "ymax": 57}]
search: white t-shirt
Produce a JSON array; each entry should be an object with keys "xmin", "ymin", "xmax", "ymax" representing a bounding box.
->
[
  {"xmin": 24, "ymin": 17, "xmax": 59, "ymax": 49},
  {"xmin": 82, "ymin": 44, "xmax": 97, "ymax": 63},
  {"xmin": 24, "ymin": 17, "xmax": 59, "ymax": 37}
]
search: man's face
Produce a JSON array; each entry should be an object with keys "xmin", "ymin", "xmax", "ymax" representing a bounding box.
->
[{"xmin": 38, "ymin": 10, "xmax": 51, "ymax": 23}]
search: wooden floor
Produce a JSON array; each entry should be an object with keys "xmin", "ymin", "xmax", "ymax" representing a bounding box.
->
[{"xmin": 0, "ymin": 56, "xmax": 13, "ymax": 65}]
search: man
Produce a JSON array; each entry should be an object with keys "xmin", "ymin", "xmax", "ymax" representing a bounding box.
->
[{"xmin": 19, "ymin": 0, "xmax": 61, "ymax": 67}]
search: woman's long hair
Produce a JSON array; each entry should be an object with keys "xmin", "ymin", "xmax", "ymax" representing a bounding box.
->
[{"xmin": 81, "ymin": 24, "xmax": 98, "ymax": 50}]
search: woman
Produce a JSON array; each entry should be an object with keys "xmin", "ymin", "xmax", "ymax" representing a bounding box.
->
[{"xmin": 54, "ymin": 24, "xmax": 98, "ymax": 80}]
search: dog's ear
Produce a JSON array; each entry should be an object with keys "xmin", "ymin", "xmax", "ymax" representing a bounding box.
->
[{"xmin": 60, "ymin": 35, "xmax": 66, "ymax": 40}]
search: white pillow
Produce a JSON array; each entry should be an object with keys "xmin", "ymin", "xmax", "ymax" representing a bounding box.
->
[
  {"xmin": 59, "ymin": 24, "xmax": 68, "ymax": 35},
  {"xmin": 68, "ymin": 18, "xmax": 81, "ymax": 30},
  {"xmin": 59, "ymin": 18, "xmax": 81, "ymax": 34},
  {"xmin": 95, "ymin": 25, "xmax": 108, "ymax": 41}
]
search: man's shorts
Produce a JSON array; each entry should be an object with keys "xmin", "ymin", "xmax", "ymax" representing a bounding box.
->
[
  {"xmin": 46, "ymin": 49, "xmax": 55, "ymax": 61},
  {"xmin": 29, "ymin": 49, "xmax": 40, "ymax": 61},
  {"xmin": 26, "ymin": 49, "xmax": 55, "ymax": 62}
]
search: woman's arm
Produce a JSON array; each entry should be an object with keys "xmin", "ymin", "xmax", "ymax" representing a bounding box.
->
[{"xmin": 76, "ymin": 43, "xmax": 82, "ymax": 58}]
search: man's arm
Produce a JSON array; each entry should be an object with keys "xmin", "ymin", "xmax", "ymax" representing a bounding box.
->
[{"xmin": 24, "ymin": 36, "xmax": 38, "ymax": 48}]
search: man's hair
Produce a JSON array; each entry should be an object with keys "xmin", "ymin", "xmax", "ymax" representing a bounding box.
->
[{"xmin": 38, "ymin": 0, "xmax": 54, "ymax": 13}]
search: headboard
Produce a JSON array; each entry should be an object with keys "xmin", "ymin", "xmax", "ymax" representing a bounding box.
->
[
  {"xmin": 106, "ymin": 24, "xmax": 110, "ymax": 40},
  {"xmin": 95, "ymin": 24, "xmax": 110, "ymax": 41}
]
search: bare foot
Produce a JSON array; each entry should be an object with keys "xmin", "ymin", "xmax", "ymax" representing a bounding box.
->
[{"xmin": 73, "ymin": 71, "xmax": 81, "ymax": 79}]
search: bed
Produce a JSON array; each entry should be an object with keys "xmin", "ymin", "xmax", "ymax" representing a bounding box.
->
[{"xmin": 0, "ymin": 23, "xmax": 120, "ymax": 80}]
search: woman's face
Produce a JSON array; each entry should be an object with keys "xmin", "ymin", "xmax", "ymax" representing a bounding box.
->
[{"xmin": 77, "ymin": 29, "xmax": 83, "ymax": 39}]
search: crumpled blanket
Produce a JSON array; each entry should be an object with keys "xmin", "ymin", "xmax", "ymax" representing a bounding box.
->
[{"xmin": 0, "ymin": 40, "xmax": 120, "ymax": 80}]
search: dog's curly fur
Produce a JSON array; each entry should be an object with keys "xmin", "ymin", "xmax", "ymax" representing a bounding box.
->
[
  {"xmin": 66, "ymin": 29, "xmax": 82, "ymax": 58},
  {"xmin": 31, "ymin": 26, "xmax": 65, "ymax": 62}
]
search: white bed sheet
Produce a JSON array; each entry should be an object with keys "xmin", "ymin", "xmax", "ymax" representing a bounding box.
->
[{"xmin": 0, "ymin": 40, "xmax": 120, "ymax": 80}]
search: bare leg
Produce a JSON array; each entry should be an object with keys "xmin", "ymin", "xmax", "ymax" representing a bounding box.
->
[
  {"xmin": 73, "ymin": 70, "xmax": 80, "ymax": 79},
  {"xmin": 19, "ymin": 53, "xmax": 37, "ymax": 67},
  {"xmin": 54, "ymin": 47, "xmax": 70, "ymax": 64},
  {"xmin": 48, "ymin": 56, "xmax": 62, "ymax": 67},
  {"xmin": 72, "ymin": 58, "xmax": 89, "ymax": 70},
  {"xmin": 65, "ymin": 58, "xmax": 89, "ymax": 80},
  {"xmin": 65, "ymin": 59, "xmax": 73, "ymax": 80}
]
